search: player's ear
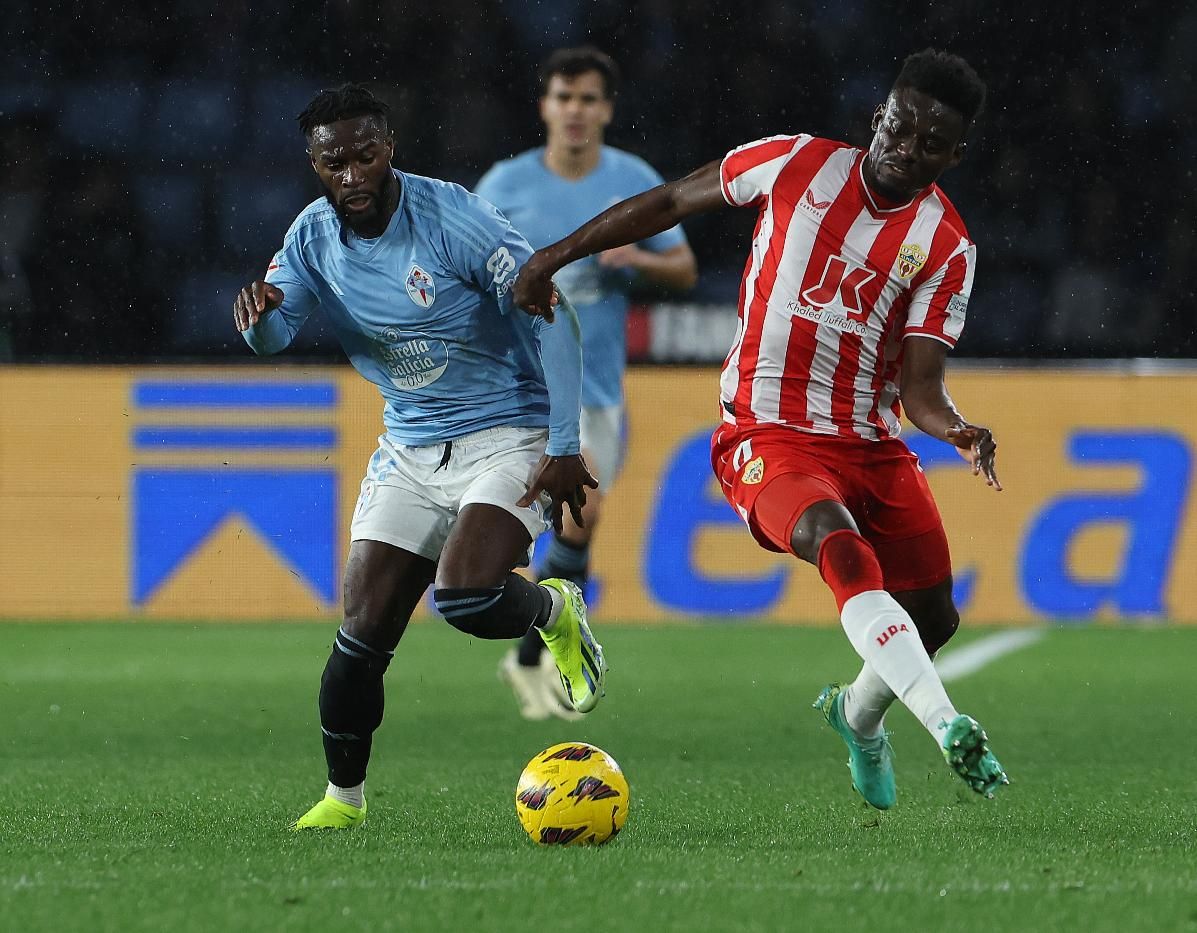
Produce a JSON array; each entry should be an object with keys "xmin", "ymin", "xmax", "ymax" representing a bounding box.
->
[
  {"xmin": 599, "ymin": 97, "xmax": 614, "ymax": 128},
  {"xmin": 949, "ymin": 140, "xmax": 966, "ymax": 169},
  {"xmin": 870, "ymin": 104, "xmax": 885, "ymax": 132}
]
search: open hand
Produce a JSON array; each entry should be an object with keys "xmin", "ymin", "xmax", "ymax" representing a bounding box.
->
[
  {"xmin": 517, "ymin": 454, "xmax": 599, "ymax": 533},
  {"xmin": 946, "ymin": 423, "xmax": 1002, "ymax": 491}
]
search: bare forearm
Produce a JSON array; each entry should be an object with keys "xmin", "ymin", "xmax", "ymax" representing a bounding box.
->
[{"xmin": 902, "ymin": 383, "xmax": 966, "ymax": 441}]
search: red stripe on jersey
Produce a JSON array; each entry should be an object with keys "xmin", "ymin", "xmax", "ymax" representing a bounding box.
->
[
  {"xmin": 909, "ymin": 203, "xmax": 959, "ymax": 292},
  {"xmin": 865, "ymin": 290, "xmax": 912, "ymax": 435},
  {"xmin": 827, "ymin": 210, "xmax": 919, "ymax": 433},
  {"xmin": 934, "ymin": 186, "xmax": 970, "ymax": 242},
  {"xmin": 921, "ymin": 250, "xmax": 968, "ymax": 341},
  {"xmin": 724, "ymin": 210, "xmax": 766, "ymax": 371},
  {"xmin": 721, "ymin": 137, "xmax": 799, "ymax": 206},
  {"xmin": 776, "ymin": 161, "xmax": 866, "ymax": 427},
  {"xmin": 731, "ymin": 140, "xmax": 841, "ymax": 423}
]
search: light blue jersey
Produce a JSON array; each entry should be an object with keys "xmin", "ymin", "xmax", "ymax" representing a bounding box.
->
[
  {"xmin": 475, "ymin": 146, "xmax": 687, "ymax": 408},
  {"xmin": 246, "ymin": 170, "xmax": 582, "ymax": 455}
]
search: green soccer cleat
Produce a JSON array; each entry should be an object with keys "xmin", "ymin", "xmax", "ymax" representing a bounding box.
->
[
  {"xmin": 813, "ymin": 682, "xmax": 897, "ymax": 810},
  {"xmin": 941, "ymin": 714, "xmax": 1010, "ymax": 798},
  {"xmin": 291, "ymin": 794, "xmax": 367, "ymax": 831},
  {"xmin": 537, "ymin": 579, "xmax": 606, "ymax": 713}
]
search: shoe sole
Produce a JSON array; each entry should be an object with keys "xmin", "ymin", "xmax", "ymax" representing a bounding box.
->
[{"xmin": 943, "ymin": 717, "xmax": 1010, "ymax": 798}]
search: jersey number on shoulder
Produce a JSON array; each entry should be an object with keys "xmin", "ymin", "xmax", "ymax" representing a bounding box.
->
[{"xmin": 486, "ymin": 247, "xmax": 517, "ymax": 285}]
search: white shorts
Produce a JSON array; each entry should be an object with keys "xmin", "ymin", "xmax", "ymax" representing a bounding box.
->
[
  {"xmin": 350, "ymin": 425, "xmax": 552, "ymax": 561},
  {"xmin": 580, "ymin": 404, "xmax": 624, "ymax": 490}
]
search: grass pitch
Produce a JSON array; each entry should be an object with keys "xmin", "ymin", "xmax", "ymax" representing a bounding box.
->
[{"xmin": 2, "ymin": 621, "xmax": 1194, "ymax": 932}]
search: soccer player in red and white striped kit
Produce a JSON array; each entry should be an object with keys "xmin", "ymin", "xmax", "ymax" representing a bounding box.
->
[{"xmin": 514, "ymin": 49, "xmax": 1008, "ymax": 808}]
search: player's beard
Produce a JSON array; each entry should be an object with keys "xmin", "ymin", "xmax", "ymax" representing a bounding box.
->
[{"xmin": 320, "ymin": 173, "xmax": 398, "ymax": 236}]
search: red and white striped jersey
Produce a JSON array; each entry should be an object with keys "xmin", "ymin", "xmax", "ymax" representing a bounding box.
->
[{"xmin": 718, "ymin": 134, "xmax": 976, "ymax": 440}]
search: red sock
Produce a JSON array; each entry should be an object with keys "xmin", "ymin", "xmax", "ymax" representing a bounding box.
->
[{"xmin": 817, "ymin": 530, "xmax": 885, "ymax": 611}]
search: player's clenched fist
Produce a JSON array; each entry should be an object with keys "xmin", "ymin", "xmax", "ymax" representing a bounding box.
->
[{"xmin": 233, "ymin": 281, "xmax": 284, "ymax": 332}]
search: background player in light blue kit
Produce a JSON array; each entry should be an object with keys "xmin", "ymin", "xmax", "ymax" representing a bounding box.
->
[
  {"xmin": 230, "ymin": 84, "xmax": 605, "ymax": 830},
  {"xmin": 475, "ymin": 48, "xmax": 698, "ymax": 720}
]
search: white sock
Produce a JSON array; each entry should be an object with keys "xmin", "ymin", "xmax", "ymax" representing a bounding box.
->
[
  {"xmin": 535, "ymin": 584, "xmax": 565, "ymax": 631},
  {"xmin": 842, "ymin": 663, "xmax": 895, "ymax": 738},
  {"xmin": 326, "ymin": 781, "xmax": 364, "ymax": 809},
  {"xmin": 840, "ymin": 591, "xmax": 957, "ymax": 742}
]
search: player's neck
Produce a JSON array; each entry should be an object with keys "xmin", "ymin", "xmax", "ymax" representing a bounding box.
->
[{"xmin": 543, "ymin": 142, "xmax": 602, "ymax": 180}]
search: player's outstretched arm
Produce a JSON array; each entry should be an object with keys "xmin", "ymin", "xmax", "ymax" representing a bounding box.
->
[
  {"xmin": 900, "ymin": 336, "xmax": 1002, "ymax": 491},
  {"xmin": 515, "ymin": 160, "xmax": 726, "ymax": 320}
]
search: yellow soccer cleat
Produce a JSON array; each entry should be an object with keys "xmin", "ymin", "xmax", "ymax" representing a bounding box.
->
[
  {"xmin": 291, "ymin": 794, "xmax": 367, "ymax": 831},
  {"xmin": 538, "ymin": 579, "xmax": 607, "ymax": 714}
]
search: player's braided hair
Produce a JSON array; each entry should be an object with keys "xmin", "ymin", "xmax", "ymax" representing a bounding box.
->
[
  {"xmin": 894, "ymin": 49, "xmax": 986, "ymax": 128},
  {"xmin": 297, "ymin": 83, "xmax": 390, "ymax": 138}
]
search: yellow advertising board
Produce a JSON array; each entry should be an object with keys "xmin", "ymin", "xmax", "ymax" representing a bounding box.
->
[{"xmin": 1, "ymin": 366, "xmax": 1194, "ymax": 623}]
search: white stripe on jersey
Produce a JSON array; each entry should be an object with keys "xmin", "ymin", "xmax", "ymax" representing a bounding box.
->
[
  {"xmin": 806, "ymin": 205, "xmax": 887, "ymax": 434},
  {"xmin": 750, "ymin": 145, "xmax": 859, "ymax": 424},
  {"xmin": 849, "ymin": 195, "xmax": 946, "ymax": 437},
  {"xmin": 719, "ymin": 202, "xmax": 776, "ymax": 410},
  {"xmin": 719, "ymin": 136, "xmax": 815, "ymax": 412}
]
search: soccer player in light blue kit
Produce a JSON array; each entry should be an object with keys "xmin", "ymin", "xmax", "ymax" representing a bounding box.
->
[
  {"xmin": 476, "ymin": 48, "xmax": 698, "ymax": 720},
  {"xmin": 231, "ymin": 84, "xmax": 605, "ymax": 830}
]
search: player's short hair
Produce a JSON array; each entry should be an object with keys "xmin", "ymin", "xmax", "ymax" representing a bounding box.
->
[
  {"xmin": 893, "ymin": 49, "xmax": 986, "ymax": 129},
  {"xmin": 297, "ymin": 83, "xmax": 390, "ymax": 139},
  {"xmin": 539, "ymin": 46, "xmax": 620, "ymax": 99}
]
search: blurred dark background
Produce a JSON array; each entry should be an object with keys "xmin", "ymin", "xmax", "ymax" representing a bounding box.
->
[{"xmin": 0, "ymin": 0, "xmax": 1192, "ymax": 362}]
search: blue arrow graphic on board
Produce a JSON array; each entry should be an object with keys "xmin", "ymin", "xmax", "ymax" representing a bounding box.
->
[{"xmin": 132, "ymin": 469, "xmax": 337, "ymax": 605}]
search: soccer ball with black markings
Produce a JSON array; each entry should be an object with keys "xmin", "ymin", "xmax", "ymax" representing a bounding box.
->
[{"xmin": 515, "ymin": 742, "xmax": 629, "ymax": 846}]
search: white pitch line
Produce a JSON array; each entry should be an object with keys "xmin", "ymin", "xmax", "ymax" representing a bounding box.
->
[{"xmin": 935, "ymin": 628, "xmax": 1045, "ymax": 683}]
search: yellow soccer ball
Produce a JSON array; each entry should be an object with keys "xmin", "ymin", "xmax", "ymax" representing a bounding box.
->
[{"xmin": 514, "ymin": 742, "xmax": 630, "ymax": 846}]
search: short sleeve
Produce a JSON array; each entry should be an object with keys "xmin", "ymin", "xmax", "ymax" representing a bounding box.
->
[
  {"xmin": 903, "ymin": 240, "xmax": 976, "ymax": 348},
  {"xmin": 473, "ymin": 164, "xmax": 505, "ymax": 211},
  {"xmin": 719, "ymin": 135, "xmax": 807, "ymax": 207},
  {"xmin": 446, "ymin": 192, "xmax": 535, "ymax": 316}
]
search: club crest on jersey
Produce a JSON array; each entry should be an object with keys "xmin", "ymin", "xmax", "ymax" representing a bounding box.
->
[
  {"xmin": 741, "ymin": 456, "xmax": 765, "ymax": 485},
  {"xmin": 405, "ymin": 264, "xmax": 436, "ymax": 308},
  {"xmin": 897, "ymin": 243, "xmax": 928, "ymax": 279}
]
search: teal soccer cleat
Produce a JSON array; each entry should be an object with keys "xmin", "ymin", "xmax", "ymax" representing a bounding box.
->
[
  {"xmin": 813, "ymin": 683, "xmax": 896, "ymax": 810},
  {"xmin": 941, "ymin": 715, "xmax": 1009, "ymax": 798}
]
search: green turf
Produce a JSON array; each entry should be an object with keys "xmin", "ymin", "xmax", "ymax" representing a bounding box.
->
[{"xmin": 2, "ymin": 621, "xmax": 1195, "ymax": 932}]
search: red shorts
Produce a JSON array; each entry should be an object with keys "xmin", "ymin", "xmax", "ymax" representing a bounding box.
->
[{"xmin": 710, "ymin": 423, "xmax": 951, "ymax": 591}]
